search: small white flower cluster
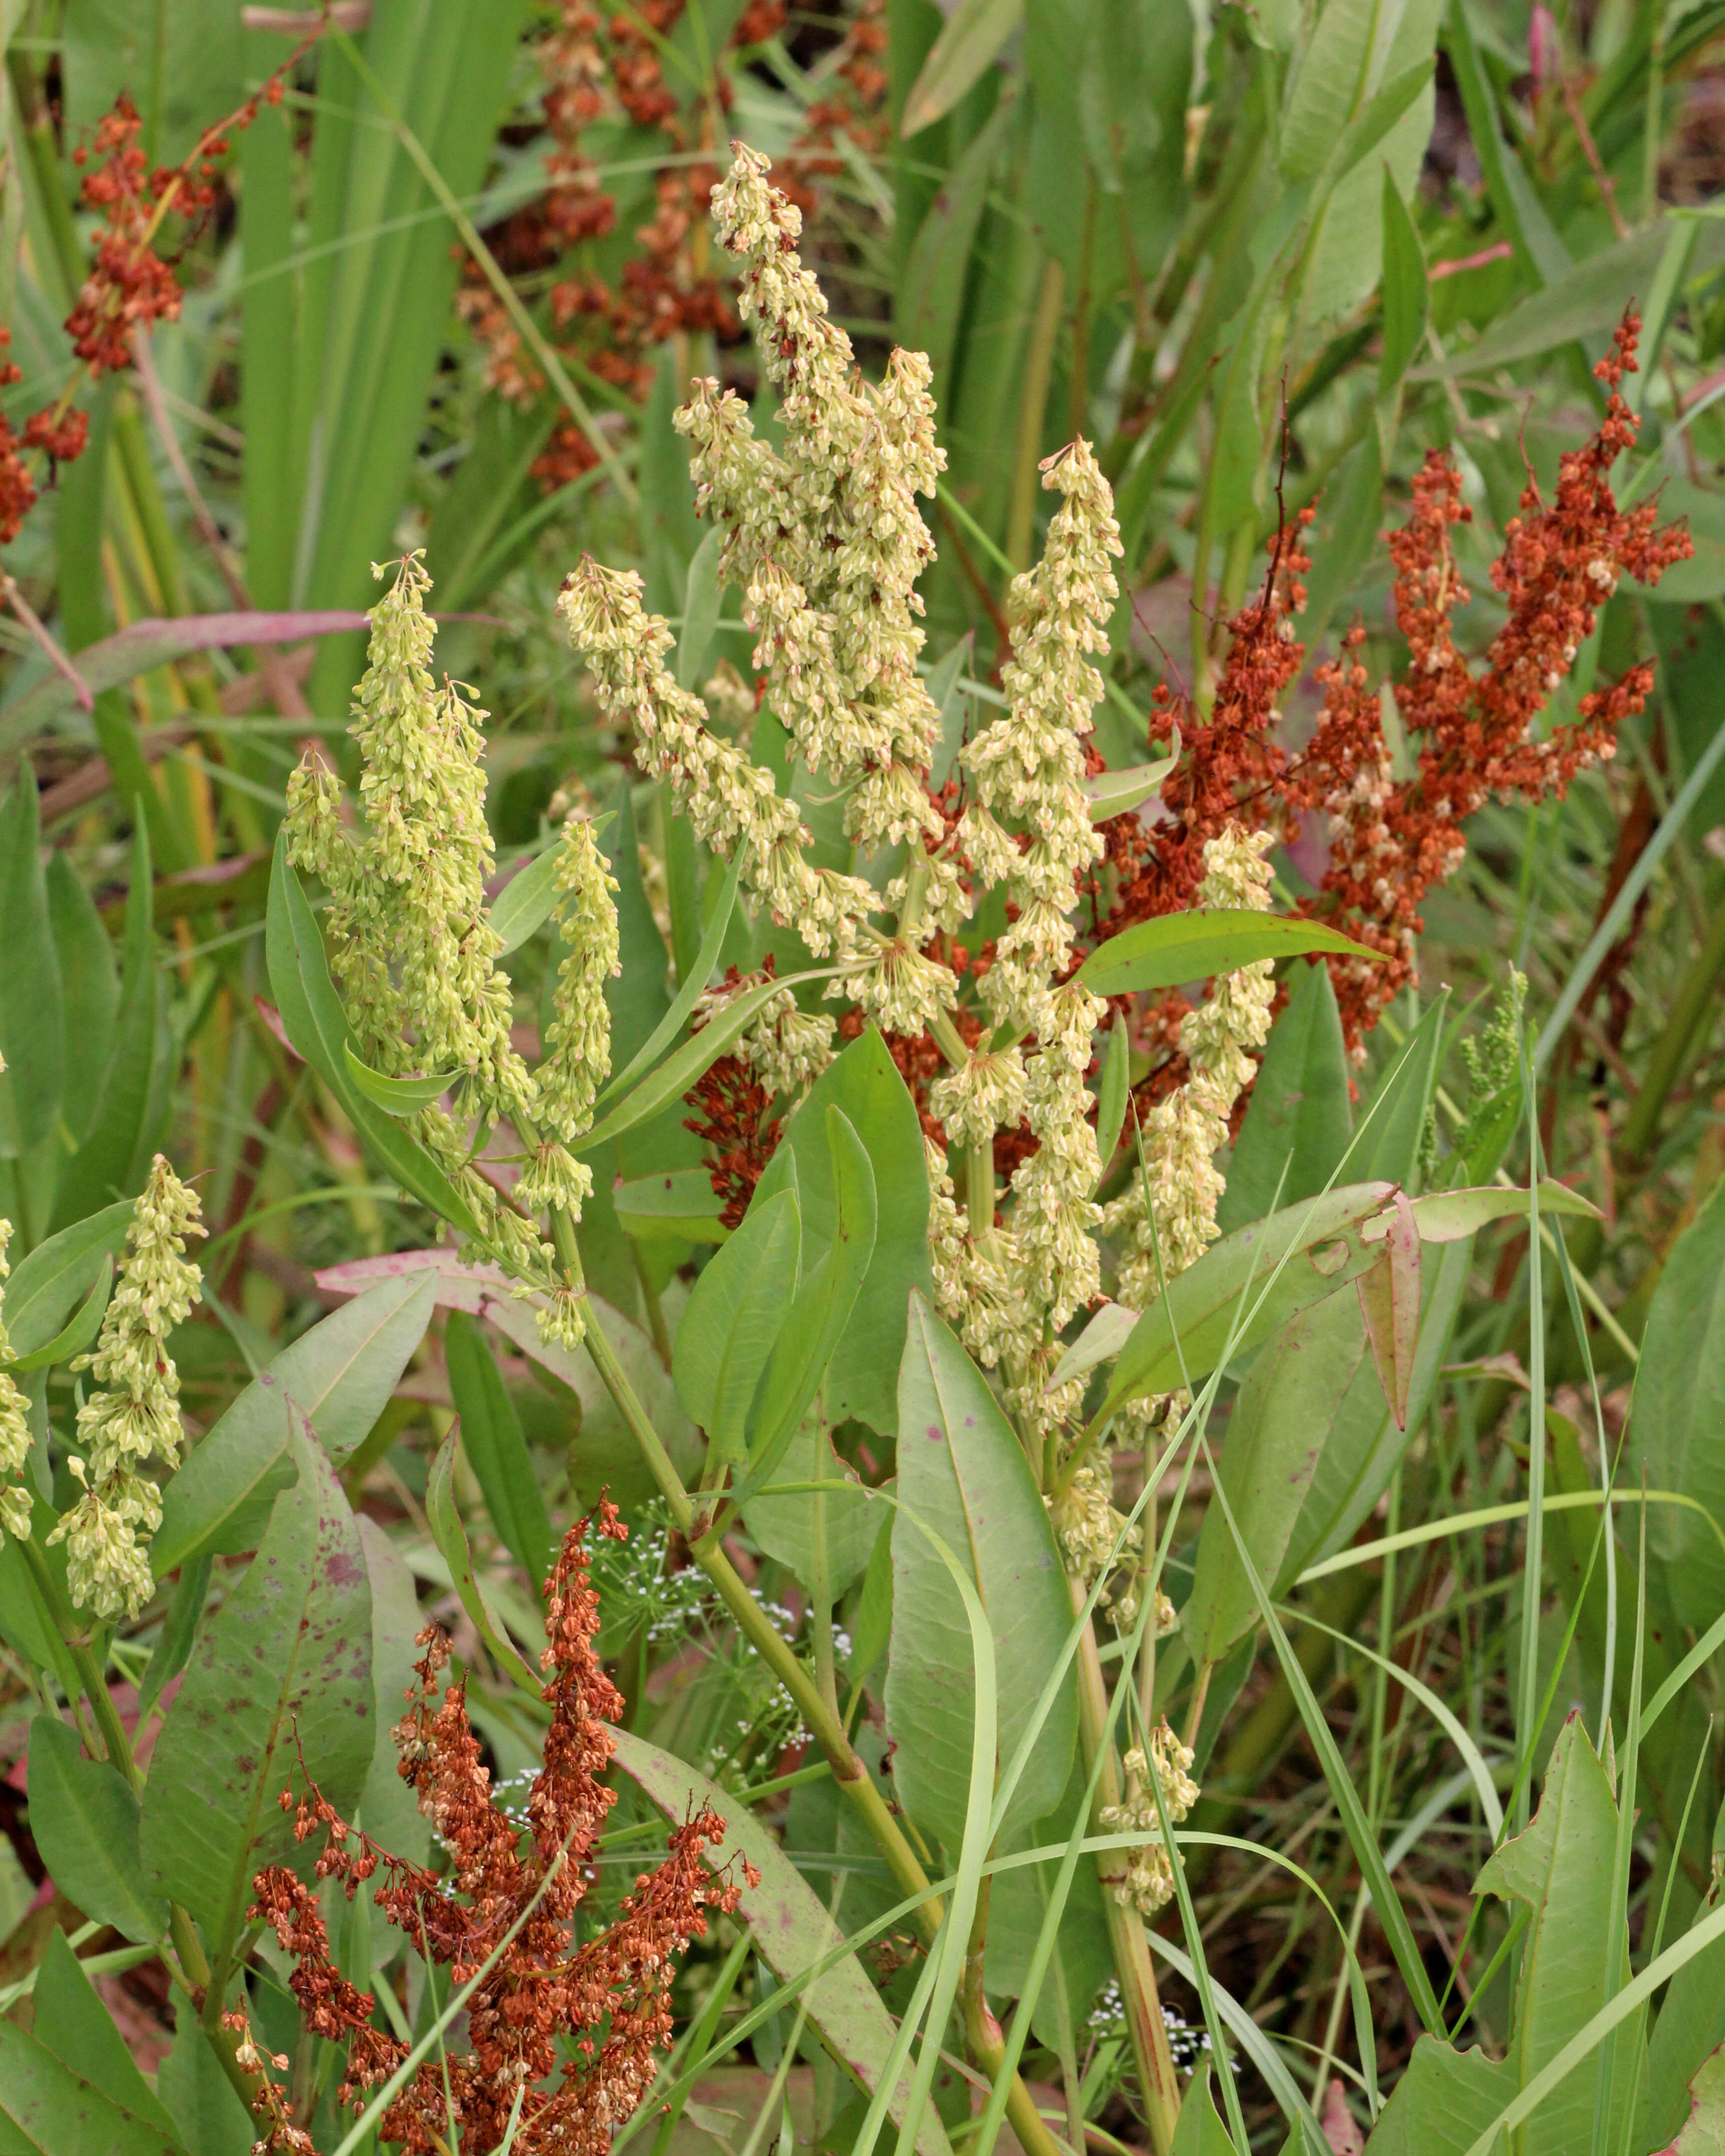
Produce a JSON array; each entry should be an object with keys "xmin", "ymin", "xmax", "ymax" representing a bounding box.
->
[
  {"xmin": 0, "ymin": 1194, "xmax": 35, "ymax": 1541},
  {"xmin": 1100, "ymin": 1721, "xmax": 1201, "ymax": 1916},
  {"xmin": 46, "ymin": 1156, "xmax": 204, "ymax": 1621},
  {"xmin": 1087, "ymin": 1982, "xmax": 1215, "ymax": 2071},
  {"xmin": 1102, "ymin": 826, "xmax": 1277, "ymax": 1427}
]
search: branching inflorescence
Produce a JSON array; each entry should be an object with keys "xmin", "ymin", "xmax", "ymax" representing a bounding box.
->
[
  {"xmin": 286, "ymin": 552, "xmax": 624, "ymax": 1348},
  {"xmin": 248, "ymin": 1506, "xmax": 753, "ymax": 2155},
  {"xmin": 286, "ymin": 145, "xmax": 1686, "ymax": 1948},
  {"xmin": 556, "ymin": 147, "xmax": 1689, "ymax": 1920},
  {"xmin": 0, "ymin": 1153, "xmax": 206, "ymax": 1621}
]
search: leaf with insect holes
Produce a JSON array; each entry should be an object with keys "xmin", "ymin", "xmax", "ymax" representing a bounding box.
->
[{"xmin": 141, "ymin": 1419, "xmax": 374, "ymax": 1965}]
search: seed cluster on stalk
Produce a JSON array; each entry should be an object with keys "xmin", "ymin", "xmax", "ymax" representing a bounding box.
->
[{"xmin": 247, "ymin": 1506, "xmax": 754, "ymax": 2156}]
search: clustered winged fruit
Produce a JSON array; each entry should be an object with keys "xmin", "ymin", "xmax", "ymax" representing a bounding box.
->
[{"xmin": 245, "ymin": 1505, "xmax": 754, "ymax": 2155}]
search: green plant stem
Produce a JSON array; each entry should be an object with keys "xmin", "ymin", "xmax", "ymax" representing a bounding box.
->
[
  {"xmin": 634, "ymin": 1245, "xmax": 674, "ymax": 1369},
  {"xmin": 1072, "ymin": 1602, "xmax": 1182, "ymax": 2156},
  {"xmin": 1617, "ymin": 893, "xmax": 1725, "ymax": 1163},
  {"xmin": 568, "ymin": 1235, "xmax": 1065, "ymax": 2156},
  {"xmin": 964, "ymin": 1141, "xmax": 994, "ymax": 1239},
  {"xmin": 18, "ymin": 1541, "xmax": 138, "ymax": 1788}
]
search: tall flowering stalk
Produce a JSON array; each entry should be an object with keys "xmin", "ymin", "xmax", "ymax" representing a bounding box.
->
[
  {"xmin": 556, "ymin": 149, "xmax": 1689, "ymax": 2016},
  {"xmin": 247, "ymin": 1509, "xmax": 752, "ymax": 2156},
  {"xmin": 283, "ymin": 146, "xmax": 1689, "ymax": 2156},
  {"xmin": 45, "ymin": 1155, "xmax": 204, "ymax": 1621},
  {"xmin": 287, "ymin": 552, "xmax": 623, "ymax": 1349}
]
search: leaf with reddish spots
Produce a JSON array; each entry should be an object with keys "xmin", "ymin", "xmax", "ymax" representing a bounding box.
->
[{"xmin": 139, "ymin": 1418, "xmax": 373, "ymax": 1966}]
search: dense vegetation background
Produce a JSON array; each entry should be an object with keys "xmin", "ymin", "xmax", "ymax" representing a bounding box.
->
[{"xmin": 2, "ymin": 2, "xmax": 1725, "ymax": 2154}]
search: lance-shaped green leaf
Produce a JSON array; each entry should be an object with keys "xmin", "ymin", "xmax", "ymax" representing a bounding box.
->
[
  {"xmin": 1092, "ymin": 1020, "xmax": 1131, "ymax": 1187},
  {"xmin": 1376, "ymin": 168, "xmax": 1428, "ymax": 464},
  {"xmin": 0, "ymin": 770, "xmax": 64, "ymax": 1161},
  {"xmin": 590, "ymin": 840, "xmax": 742, "ymax": 1110},
  {"xmin": 728, "ymin": 1110, "xmax": 875, "ymax": 1509},
  {"xmin": 610, "ymin": 1727, "xmax": 952, "ymax": 2156},
  {"xmin": 265, "ymin": 835, "xmax": 486, "ymax": 1241},
  {"xmin": 444, "ymin": 1309, "xmax": 554, "ymax": 1587},
  {"xmin": 2, "ymin": 1259, "xmax": 110, "ymax": 1373},
  {"xmin": 51, "ymin": 823, "xmax": 168, "ymax": 1233},
  {"xmin": 0, "ymin": 1205, "xmax": 130, "ymax": 1359},
  {"xmin": 141, "ymin": 1419, "xmax": 374, "ymax": 1962},
  {"xmin": 1365, "ymin": 1717, "xmax": 1640, "ymax": 2156},
  {"xmin": 355, "ymin": 1518, "xmax": 433, "ymax": 1866},
  {"xmin": 341, "ymin": 1044, "xmax": 461, "ymax": 1116},
  {"xmin": 1626, "ymin": 1177, "xmax": 1725, "ymax": 1635},
  {"xmin": 577, "ymin": 960, "xmax": 836, "ymax": 1156},
  {"xmin": 488, "ymin": 842, "xmax": 563, "ymax": 955},
  {"xmin": 26, "ymin": 1720, "xmax": 166, "ymax": 1944},
  {"xmin": 1069, "ymin": 1182, "xmax": 1391, "ymax": 1410},
  {"xmin": 900, "ymin": 0, "xmax": 1021, "ymax": 135},
  {"xmin": 780, "ymin": 1027, "xmax": 931, "ymax": 1434},
  {"xmin": 0, "ymin": 1932, "xmax": 183, "ymax": 2156},
  {"xmin": 1082, "ymin": 732, "xmax": 1181, "ymax": 823},
  {"xmin": 45, "ymin": 852, "xmax": 118, "ymax": 1149},
  {"xmin": 676, "ymin": 526, "xmax": 724, "ymax": 691},
  {"xmin": 426, "ymin": 1425, "xmax": 543, "ymax": 1694},
  {"xmin": 1279, "ymin": 1236, "xmax": 1473, "ymax": 1590},
  {"xmin": 1353, "ymin": 991, "xmax": 1446, "ymax": 1185},
  {"xmin": 1068, "ymin": 1180, "xmax": 1597, "ymax": 1419},
  {"xmin": 886, "ymin": 1294, "xmax": 1077, "ymax": 1853},
  {"xmin": 155, "ymin": 1268, "xmax": 439, "ymax": 1574},
  {"xmin": 614, "ymin": 1167, "xmax": 730, "ymax": 1243},
  {"xmin": 675, "ymin": 1183, "xmax": 802, "ymax": 1463},
  {"xmin": 1356, "ymin": 1190, "xmax": 1420, "ymax": 1429},
  {"xmin": 1172, "ymin": 2067, "xmax": 1241, "ymax": 2156},
  {"xmin": 312, "ymin": 1252, "xmax": 703, "ymax": 1505},
  {"xmin": 742, "ymin": 1413, "xmax": 885, "ymax": 1594},
  {"xmin": 1076, "ymin": 909, "xmax": 1383, "ymax": 998},
  {"xmin": 1216, "ymin": 958, "xmax": 1351, "ymax": 1235},
  {"xmin": 1183, "ymin": 1287, "xmax": 1374, "ymax": 1671}
]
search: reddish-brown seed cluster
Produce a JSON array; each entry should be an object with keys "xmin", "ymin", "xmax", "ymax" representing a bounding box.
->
[
  {"xmin": 1070, "ymin": 307, "xmax": 1688, "ymax": 1098},
  {"xmin": 455, "ymin": 0, "xmax": 888, "ymax": 489},
  {"xmin": 63, "ymin": 97, "xmax": 200, "ymax": 375},
  {"xmin": 0, "ymin": 54, "xmax": 296, "ymax": 554},
  {"xmin": 1286, "ymin": 307, "xmax": 1691, "ymax": 1052},
  {"xmin": 684, "ymin": 1050, "xmax": 784, "ymax": 1228},
  {"xmin": 248, "ymin": 1506, "xmax": 750, "ymax": 2155}
]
